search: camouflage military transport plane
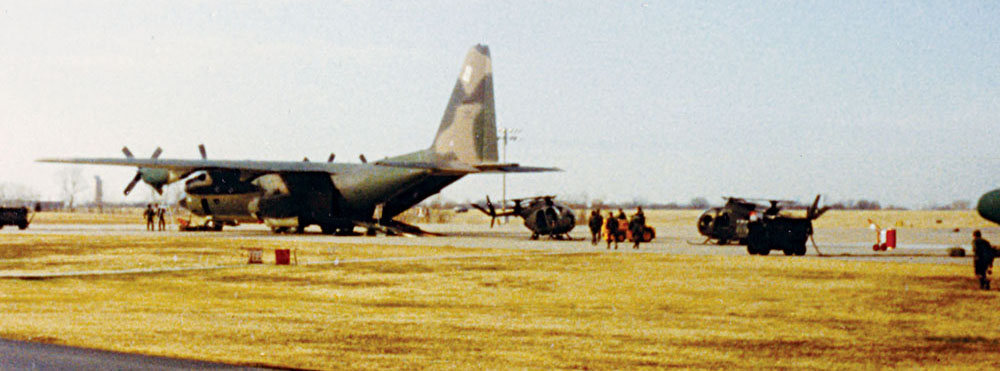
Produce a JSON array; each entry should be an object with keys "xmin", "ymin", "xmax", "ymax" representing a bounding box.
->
[
  {"xmin": 40, "ymin": 45, "xmax": 558, "ymax": 235},
  {"xmin": 977, "ymin": 188, "xmax": 1000, "ymax": 225}
]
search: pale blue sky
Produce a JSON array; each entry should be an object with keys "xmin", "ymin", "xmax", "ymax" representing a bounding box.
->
[{"xmin": 1, "ymin": 1, "xmax": 998, "ymax": 208}]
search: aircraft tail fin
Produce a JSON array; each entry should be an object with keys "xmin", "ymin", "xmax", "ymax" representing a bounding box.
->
[{"xmin": 430, "ymin": 44, "xmax": 498, "ymax": 164}]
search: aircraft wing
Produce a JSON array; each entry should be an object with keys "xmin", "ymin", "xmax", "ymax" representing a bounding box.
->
[{"xmin": 37, "ymin": 157, "xmax": 367, "ymax": 175}]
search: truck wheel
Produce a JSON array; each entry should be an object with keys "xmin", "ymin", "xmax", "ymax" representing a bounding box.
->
[
  {"xmin": 795, "ymin": 243, "xmax": 807, "ymax": 256},
  {"xmin": 18, "ymin": 223, "xmax": 28, "ymax": 230},
  {"xmin": 747, "ymin": 237, "xmax": 761, "ymax": 254},
  {"xmin": 758, "ymin": 247, "xmax": 770, "ymax": 256},
  {"xmin": 783, "ymin": 246, "xmax": 795, "ymax": 256}
]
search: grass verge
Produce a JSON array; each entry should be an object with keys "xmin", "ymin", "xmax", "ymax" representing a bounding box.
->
[{"xmin": 1, "ymin": 238, "xmax": 997, "ymax": 369}]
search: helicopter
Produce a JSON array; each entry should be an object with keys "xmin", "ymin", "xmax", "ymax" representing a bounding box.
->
[
  {"xmin": 471, "ymin": 195, "xmax": 576, "ymax": 240},
  {"xmin": 695, "ymin": 195, "xmax": 829, "ymax": 247},
  {"xmin": 695, "ymin": 197, "xmax": 763, "ymax": 245}
]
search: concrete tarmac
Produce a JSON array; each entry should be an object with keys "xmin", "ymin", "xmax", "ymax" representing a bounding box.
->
[
  {"xmin": 0, "ymin": 338, "xmax": 275, "ymax": 371},
  {"xmin": 5, "ymin": 221, "xmax": 976, "ymax": 265}
]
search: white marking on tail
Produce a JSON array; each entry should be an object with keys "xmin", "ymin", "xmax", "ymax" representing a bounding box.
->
[{"xmin": 461, "ymin": 66, "xmax": 473, "ymax": 83}]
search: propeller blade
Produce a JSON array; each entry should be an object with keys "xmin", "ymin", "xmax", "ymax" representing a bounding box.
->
[
  {"xmin": 470, "ymin": 204, "xmax": 490, "ymax": 214},
  {"xmin": 327, "ymin": 153, "xmax": 336, "ymax": 162},
  {"xmin": 123, "ymin": 172, "xmax": 142, "ymax": 196},
  {"xmin": 359, "ymin": 154, "xmax": 367, "ymax": 164},
  {"xmin": 150, "ymin": 147, "xmax": 163, "ymax": 159},
  {"xmin": 122, "ymin": 146, "xmax": 134, "ymax": 158},
  {"xmin": 153, "ymin": 184, "xmax": 164, "ymax": 195},
  {"xmin": 198, "ymin": 144, "xmax": 207, "ymax": 160}
]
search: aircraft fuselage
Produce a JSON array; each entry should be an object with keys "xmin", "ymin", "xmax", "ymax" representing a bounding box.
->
[{"xmin": 179, "ymin": 150, "xmax": 464, "ymax": 232}]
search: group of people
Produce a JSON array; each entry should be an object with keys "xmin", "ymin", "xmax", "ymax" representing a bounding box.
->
[
  {"xmin": 588, "ymin": 207, "xmax": 646, "ymax": 250},
  {"xmin": 143, "ymin": 204, "xmax": 168, "ymax": 231}
]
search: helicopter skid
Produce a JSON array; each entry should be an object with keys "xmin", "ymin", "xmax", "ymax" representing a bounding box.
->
[{"xmin": 686, "ymin": 239, "xmax": 743, "ymax": 246}]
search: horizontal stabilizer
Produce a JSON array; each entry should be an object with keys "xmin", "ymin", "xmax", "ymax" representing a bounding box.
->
[
  {"xmin": 473, "ymin": 163, "xmax": 562, "ymax": 173},
  {"xmin": 374, "ymin": 160, "xmax": 480, "ymax": 174},
  {"xmin": 375, "ymin": 160, "xmax": 560, "ymax": 174}
]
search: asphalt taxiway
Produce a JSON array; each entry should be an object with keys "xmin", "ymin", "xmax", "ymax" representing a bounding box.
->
[
  {"xmin": 0, "ymin": 338, "xmax": 275, "ymax": 371},
  {"xmin": 4, "ymin": 221, "xmax": 977, "ymax": 265}
]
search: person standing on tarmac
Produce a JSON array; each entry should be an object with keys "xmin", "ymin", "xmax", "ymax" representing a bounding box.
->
[
  {"xmin": 588, "ymin": 209, "xmax": 603, "ymax": 246},
  {"xmin": 972, "ymin": 230, "xmax": 995, "ymax": 290},
  {"xmin": 157, "ymin": 206, "xmax": 167, "ymax": 231},
  {"xmin": 144, "ymin": 204, "xmax": 156, "ymax": 231},
  {"xmin": 605, "ymin": 211, "xmax": 618, "ymax": 250},
  {"xmin": 630, "ymin": 206, "xmax": 646, "ymax": 249}
]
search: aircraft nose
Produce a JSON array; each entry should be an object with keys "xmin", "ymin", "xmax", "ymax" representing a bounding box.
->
[{"xmin": 977, "ymin": 189, "xmax": 1000, "ymax": 225}]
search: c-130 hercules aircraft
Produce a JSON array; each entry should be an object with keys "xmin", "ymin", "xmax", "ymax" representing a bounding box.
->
[{"xmin": 41, "ymin": 45, "xmax": 558, "ymax": 234}]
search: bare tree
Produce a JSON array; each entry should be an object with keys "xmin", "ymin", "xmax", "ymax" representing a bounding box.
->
[
  {"xmin": 690, "ymin": 197, "xmax": 710, "ymax": 209},
  {"xmin": 57, "ymin": 167, "xmax": 88, "ymax": 211},
  {"xmin": 0, "ymin": 182, "xmax": 40, "ymax": 205}
]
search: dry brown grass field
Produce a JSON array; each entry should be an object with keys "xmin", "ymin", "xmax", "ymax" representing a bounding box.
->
[{"xmin": 2, "ymin": 210, "xmax": 999, "ymax": 369}]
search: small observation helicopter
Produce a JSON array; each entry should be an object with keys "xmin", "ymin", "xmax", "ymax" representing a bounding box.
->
[{"xmin": 471, "ymin": 195, "xmax": 576, "ymax": 240}]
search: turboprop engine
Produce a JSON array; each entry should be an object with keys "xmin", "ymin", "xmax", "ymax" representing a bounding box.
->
[
  {"xmin": 121, "ymin": 146, "xmax": 184, "ymax": 195},
  {"xmin": 180, "ymin": 170, "xmax": 262, "ymax": 222}
]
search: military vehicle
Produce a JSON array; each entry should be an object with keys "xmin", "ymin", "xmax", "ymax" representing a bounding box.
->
[
  {"xmin": 695, "ymin": 197, "xmax": 762, "ymax": 245},
  {"xmin": 746, "ymin": 195, "xmax": 829, "ymax": 256},
  {"xmin": 40, "ymin": 45, "xmax": 557, "ymax": 235},
  {"xmin": 977, "ymin": 188, "xmax": 1000, "ymax": 225},
  {"xmin": 472, "ymin": 195, "xmax": 576, "ymax": 240},
  {"xmin": 0, "ymin": 207, "xmax": 30, "ymax": 230}
]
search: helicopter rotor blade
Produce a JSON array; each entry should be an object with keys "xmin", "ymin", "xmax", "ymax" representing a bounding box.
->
[
  {"xmin": 150, "ymin": 147, "xmax": 163, "ymax": 160},
  {"xmin": 198, "ymin": 144, "xmax": 207, "ymax": 160},
  {"xmin": 121, "ymin": 146, "xmax": 134, "ymax": 159},
  {"xmin": 486, "ymin": 196, "xmax": 497, "ymax": 228},
  {"xmin": 807, "ymin": 195, "xmax": 819, "ymax": 219},
  {"xmin": 807, "ymin": 195, "xmax": 830, "ymax": 220}
]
